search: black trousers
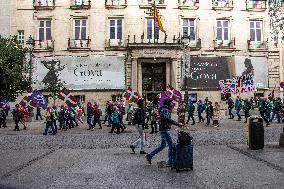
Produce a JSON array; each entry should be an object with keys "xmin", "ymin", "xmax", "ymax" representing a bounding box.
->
[
  {"xmin": 244, "ymin": 109, "xmax": 250, "ymax": 123},
  {"xmin": 93, "ymin": 118, "xmax": 102, "ymax": 128},
  {"xmin": 228, "ymin": 108, "xmax": 234, "ymax": 118},
  {"xmin": 260, "ymin": 111, "xmax": 269, "ymax": 125},
  {"xmin": 187, "ymin": 112, "xmax": 195, "ymax": 123}
]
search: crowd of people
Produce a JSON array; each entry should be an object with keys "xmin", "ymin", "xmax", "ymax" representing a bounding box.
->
[{"xmin": 0, "ymin": 95, "xmax": 283, "ymax": 136}]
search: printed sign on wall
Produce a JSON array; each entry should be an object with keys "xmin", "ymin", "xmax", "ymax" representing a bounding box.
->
[
  {"xmin": 33, "ymin": 56, "xmax": 125, "ymax": 90},
  {"xmin": 184, "ymin": 57, "xmax": 234, "ymax": 90},
  {"xmin": 235, "ymin": 56, "xmax": 268, "ymax": 88}
]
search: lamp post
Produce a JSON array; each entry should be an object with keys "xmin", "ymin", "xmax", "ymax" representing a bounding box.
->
[
  {"xmin": 26, "ymin": 35, "xmax": 35, "ymax": 84},
  {"xmin": 181, "ymin": 35, "xmax": 190, "ymax": 102}
]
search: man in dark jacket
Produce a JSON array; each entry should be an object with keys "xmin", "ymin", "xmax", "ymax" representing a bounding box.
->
[
  {"xmin": 12, "ymin": 104, "xmax": 22, "ymax": 131},
  {"xmin": 145, "ymin": 98, "xmax": 182, "ymax": 166}
]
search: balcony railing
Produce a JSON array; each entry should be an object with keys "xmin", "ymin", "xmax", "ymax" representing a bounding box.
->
[
  {"xmin": 126, "ymin": 34, "xmax": 201, "ymax": 50},
  {"xmin": 34, "ymin": 40, "xmax": 54, "ymax": 51},
  {"xmin": 33, "ymin": 0, "xmax": 55, "ymax": 10},
  {"xmin": 139, "ymin": 0, "xmax": 166, "ymax": 8},
  {"xmin": 70, "ymin": 0, "xmax": 91, "ymax": 9},
  {"xmin": 212, "ymin": 0, "xmax": 233, "ymax": 10},
  {"xmin": 247, "ymin": 38, "xmax": 268, "ymax": 51},
  {"xmin": 246, "ymin": 0, "xmax": 266, "ymax": 11},
  {"xmin": 178, "ymin": 0, "xmax": 199, "ymax": 9},
  {"xmin": 107, "ymin": 39, "xmax": 125, "ymax": 48},
  {"xmin": 213, "ymin": 38, "xmax": 235, "ymax": 50},
  {"xmin": 68, "ymin": 37, "xmax": 91, "ymax": 50},
  {"xmin": 105, "ymin": 0, "xmax": 127, "ymax": 8}
]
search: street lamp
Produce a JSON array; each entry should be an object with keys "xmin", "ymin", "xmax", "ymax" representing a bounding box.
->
[
  {"xmin": 26, "ymin": 35, "xmax": 35, "ymax": 83},
  {"xmin": 181, "ymin": 35, "xmax": 190, "ymax": 102}
]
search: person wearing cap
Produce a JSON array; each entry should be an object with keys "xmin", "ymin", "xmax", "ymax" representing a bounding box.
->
[{"xmin": 145, "ymin": 98, "xmax": 182, "ymax": 165}]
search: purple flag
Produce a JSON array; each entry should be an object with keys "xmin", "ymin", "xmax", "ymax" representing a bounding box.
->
[
  {"xmin": 0, "ymin": 99, "xmax": 10, "ymax": 110},
  {"xmin": 158, "ymin": 92, "xmax": 175, "ymax": 111},
  {"xmin": 30, "ymin": 90, "xmax": 48, "ymax": 109}
]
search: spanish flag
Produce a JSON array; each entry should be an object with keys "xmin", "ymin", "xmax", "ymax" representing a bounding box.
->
[{"xmin": 154, "ymin": 7, "xmax": 165, "ymax": 33}]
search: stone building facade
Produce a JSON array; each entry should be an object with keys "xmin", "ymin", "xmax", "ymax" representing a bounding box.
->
[
  {"xmin": 9, "ymin": 0, "xmax": 284, "ymax": 104},
  {"xmin": 0, "ymin": 0, "xmax": 11, "ymax": 36}
]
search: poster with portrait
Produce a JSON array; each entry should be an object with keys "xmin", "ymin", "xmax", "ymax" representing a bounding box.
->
[
  {"xmin": 184, "ymin": 57, "xmax": 235, "ymax": 90},
  {"xmin": 235, "ymin": 56, "xmax": 268, "ymax": 88},
  {"xmin": 33, "ymin": 56, "xmax": 125, "ymax": 90}
]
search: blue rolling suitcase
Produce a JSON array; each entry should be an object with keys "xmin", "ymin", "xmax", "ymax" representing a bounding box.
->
[{"xmin": 171, "ymin": 144, "xmax": 193, "ymax": 172}]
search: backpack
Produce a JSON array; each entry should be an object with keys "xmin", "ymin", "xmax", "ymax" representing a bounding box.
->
[
  {"xmin": 177, "ymin": 131, "xmax": 193, "ymax": 145},
  {"xmin": 112, "ymin": 111, "xmax": 120, "ymax": 124}
]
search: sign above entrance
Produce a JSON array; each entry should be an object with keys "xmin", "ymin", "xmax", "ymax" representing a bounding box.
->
[{"xmin": 142, "ymin": 49, "xmax": 176, "ymax": 57}]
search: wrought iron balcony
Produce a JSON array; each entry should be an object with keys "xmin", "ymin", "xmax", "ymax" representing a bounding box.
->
[
  {"xmin": 106, "ymin": 39, "xmax": 125, "ymax": 49},
  {"xmin": 213, "ymin": 38, "xmax": 235, "ymax": 50},
  {"xmin": 105, "ymin": 0, "xmax": 127, "ymax": 8},
  {"xmin": 247, "ymin": 38, "xmax": 268, "ymax": 51},
  {"xmin": 70, "ymin": 0, "xmax": 91, "ymax": 9},
  {"xmin": 246, "ymin": 0, "xmax": 266, "ymax": 11},
  {"xmin": 139, "ymin": 0, "xmax": 166, "ymax": 9},
  {"xmin": 33, "ymin": 0, "xmax": 55, "ymax": 10},
  {"xmin": 68, "ymin": 37, "xmax": 91, "ymax": 50},
  {"xmin": 178, "ymin": 0, "xmax": 199, "ymax": 10},
  {"xmin": 34, "ymin": 40, "xmax": 54, "ymax": 51},
  {"xmin": 212, "ymin": 0, "xmax": 233, "ymax": 10}
]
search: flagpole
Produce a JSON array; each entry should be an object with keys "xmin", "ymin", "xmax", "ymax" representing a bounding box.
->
[{"xmin": 153, "ymin": 1, "xmax": 156, "ymax": 43}]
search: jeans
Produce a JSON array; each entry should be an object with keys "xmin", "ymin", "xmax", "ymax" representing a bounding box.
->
[
  {"xmin": 187, "ymin": 112, "xmax": 195, "ymax": 123},
  {"xmin": 206, "ymin": 114, "xmax": 212, "ymax": 124},
  {"xmin": 15, "ymin": 120, "xmax": 20, "ymax": 130},
  {"xmin": 148, "ymin": 131, "xmax": 175, "ymax": 165},
  {"xmin": 44, "ymin": 121, "xmax": 55, "ymax": 134},
  {"xmin": 87, "ymin": 116, "xmax": 93, "ymax": 129},
  {"xmin": 131, "ymin": 124, "xmax": 145, "ymax": 151},
  {"xmin": 236, "ymin": 109, "xmax": 241, "ymax": 120},
  {"xmin": 198, "ymin": 111, "xmax": 204, "ymax": 122},
  {"xmin": 270, "ymin": 111, "xmax": 280, "ymax": 123}
]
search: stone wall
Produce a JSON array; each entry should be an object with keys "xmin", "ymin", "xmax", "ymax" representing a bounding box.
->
[{"xmin": 0, "ymin": 0, "xmax": 10, "ymax": 36}]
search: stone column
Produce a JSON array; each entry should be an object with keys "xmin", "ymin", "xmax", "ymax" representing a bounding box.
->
[
  {"xmin": 166, "ymin": 62, "xmax": 171, "ymax": 86},
  {"xmin": 131, "ymin": 58, "xmax": 138, "ymax": 91},
  {"xmin": 171, "ymin": 58, "xmax": 178, "ymax": 88},
  {"xmin": 138, "ymin": 61, "xmax": 143, "ymax": 95}
]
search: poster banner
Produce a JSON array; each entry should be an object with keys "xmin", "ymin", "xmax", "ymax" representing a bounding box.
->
[
  {"xmin": 184, "ymin": 57, "xmax": 234, "ymax": 90},
  {"xmin": 235, "ymin": 56, "xmax": 268, "ymax": 88},
  {"xmin": 33, "ymin": 56, "xmax": 125, "ymax": 90},
  {"xmin": 219, "ymin": 74, "xmax": 256, "ymax": 94}
]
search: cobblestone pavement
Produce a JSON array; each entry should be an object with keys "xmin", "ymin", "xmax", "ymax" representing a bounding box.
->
[{"xmin": 0, "ymin": 144, "xmax": 283, "ymax": 189}]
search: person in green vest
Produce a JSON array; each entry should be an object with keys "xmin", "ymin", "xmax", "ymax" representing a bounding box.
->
[
  {"xmin": 235, "ymin": 96, "xmax": 242, "ymax": 121},
  {"xmin": 266, "ymin": 99, "xmax": 273, "ymax": 122},
  {"xmin": 258, "ymin": 98, "xmax": 270, "ymax": 126},
  {"xmin": 186, "ymin": 99, "xmax": 195, "ymax": 125},
  {"xmin": 243, "ymin": 99, "xmax": 251, "ymax": 123}
]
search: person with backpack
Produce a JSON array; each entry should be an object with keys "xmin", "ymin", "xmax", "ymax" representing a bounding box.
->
[
  {"xmin": 130, "ymin": 99, "xmax": 147, "ymax": 154},
  {"xmin": 235, "ymin": 96, "xmax": 242, "ymax": 121},
  {"xmin": 145, "ymin": 98, "xmax": 182, "ymax": 166},
  {"xmin": 197, "ymin": 99, "xmax": 205, "ymax": 122},
  {"xmin": 43, "ymin": 107, "xmax": 56, "ymax": 135},
  {"xmin": 12, "ymin": 104, "xmax": 22, "ymax": 131},
  {"xmin": 86, "ymin": 102, "xmax": 94, "ymax": 130},
  {"xmin": 259, "ymin": 98, "xmax": 270, "ymax": 126},
  {"xmin": 186, "ymin": 100, "xmax": 195, "ymax": 125},
  {"xmin": 93, "ymin": 103, "xmax": 102, "ymax": 129},
  {"xmin": 227, "ymin": 97, "xmax": 235, "ymax": 119},
  {"xmin": 270, "ymin": 98, "xmax": 281, "ymax": 123},
  {"xmin": 243, "ymin": 99, "xmax": 251, "ymax": 123},
  {"xmin": 109, "ymin": 105, "xmax": 120, "ymax": 134}
]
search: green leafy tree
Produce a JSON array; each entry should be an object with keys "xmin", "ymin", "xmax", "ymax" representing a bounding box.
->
[
  {"xmin": 43, "ymin": 79, "xmax": 65, "ymax": 106},
  {"xmin": 0, "ymin": 36, "xmax": 30, "ymax": 101}
]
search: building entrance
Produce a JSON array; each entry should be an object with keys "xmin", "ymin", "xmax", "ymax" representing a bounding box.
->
[{"xmin": 142, "ymin": 63, "xmax": 166, "ymax": 101}]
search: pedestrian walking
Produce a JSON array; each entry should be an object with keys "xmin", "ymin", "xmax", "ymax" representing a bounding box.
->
[
  {"xmin": 259, "ymin": 98, "xmax": 270, "ymax": 126},
  {"xmin": 0, "ymin": 107, "xmax": 7, "ymax": 128},
  {"xmin": 109, "ymin": 106, "xmax": 121, "ymax": 134},
  {"xmin": 43, "ymin": 107, "xmax": 56, "ymax": 135},
  {"xmin": 177, "ymin": 101, "xmax": 186, "ymax": 126},
  {"xmin": 235, "ymin": 96, "xmax": 242, "ymax": 121},
  {"xmin": 227, "ymin": 97, "xmax": 235, "ymax": 119},
  {"xmin": 130, "ymin": 99, "xmax": 147, "ymax": 154},
  {"xmin": 213, "ymin": 102, "xmax": 220, "ymax": 127},
  {"xmin": 243, "ymin": 99, "xmax": 251, "ymax": 123},
  {"xmin": 12, "ymin": 105, "xmax": 22, "ymax": 131},
  {"xmin": 197, "ymin": 100, "xmax": 205, "ymax": 122},
  {"xmin": 36, "ymin": 106, "xmax": 43, "ymax": 120},
  {"xmin": 145, "ymin": 98, "xmax": 182, "ymax": 166},
  {"xmin": 150, "ymin": 106, "xmax": 159, "ymax": 134},
  {"xmin": 270, "ymin": 98, "xmax": 282, "ymax": 123},
  {"xmin": 186, "ymin": 100, "xmax": 195, "ymax": 125},
  {"xmin": 86, "ymin": 102, "xmax": 94, "ymax": 130},
  {"xmin": 93, "ymin": 104, "xmax": 102, "ymax": 129},
  {"xmin": 205, "ymin": 101, "xmax": 213, "ymax": 125}
]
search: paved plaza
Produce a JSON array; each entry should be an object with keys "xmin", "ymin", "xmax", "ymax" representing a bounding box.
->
[{"xmin": 0, "ymin": 114, "xmax": 283, "ymax": 189}]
